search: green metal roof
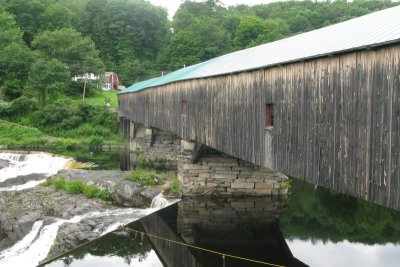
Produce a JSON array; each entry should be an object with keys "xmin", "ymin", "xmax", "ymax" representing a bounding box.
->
[
  {"xmin": 119, "ymin": 5, "xmax": 400, "ymax": 95},
  {"xmin": 119, "ymin": 61, "xmax": 209, "ymax": 94}
]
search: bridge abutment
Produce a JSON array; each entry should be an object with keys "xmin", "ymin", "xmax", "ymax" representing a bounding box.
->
[{"xmin": 178, "ymin": 142, "xmax": 288, "ymax": 196}]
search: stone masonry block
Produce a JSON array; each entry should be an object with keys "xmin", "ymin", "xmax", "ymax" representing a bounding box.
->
[
  {"xmin": 255, "ymin": 183, "xmax": 274, "ymax": 190},
  {"xmin": 181, "ymin": 140, "xmax": 196, "ymax": 151},
  {"xmin": 231, "ymin": 182, "xmax": 254, "ymax": 189},
  {"xmin": 211, "ymin": 174, "xmax": 237, "ymax": 180},
  {"xmin": 199, "ymin": 173, "xmax": 210, "ymax": 178}
]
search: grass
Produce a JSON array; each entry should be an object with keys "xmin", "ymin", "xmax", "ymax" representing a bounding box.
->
[
  {"xmin": 170, "ymin": 174, "xmax": 182, "ymax": 197},
  {"xmin": 0, "ymin": 119, "xmax": 50, "ymax": 146},
  {"xmin": 42, "ymin": 177, "xmax": 111, "ymax": 201},
  {"xmin": 124, "ymin": 168, "xmax": 165, "ymax": 187},
  {"xmin": 72, "ymin": 90, "xmax": 118, "ymax": 108},
  {"xmin": 0, "ymin": 119, "xmax": 125, "ymax": 148}
]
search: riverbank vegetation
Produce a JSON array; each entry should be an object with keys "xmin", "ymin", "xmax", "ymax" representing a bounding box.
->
[
  {"xmin": 42, "ymin": 177, "xmax": 111, "ymax": 201},
  {"xmin": 0, "ymin": 0, "xmax": 398, "ymax": 148},
  {"xmin": 124, "ymin": 168, "xmax": 182, "ymax": 197}
]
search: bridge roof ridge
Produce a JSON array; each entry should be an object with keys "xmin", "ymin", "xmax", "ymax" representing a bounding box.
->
[{"xmin": 120, "ymin": 5, "xmax": 400, "ymax": 94}]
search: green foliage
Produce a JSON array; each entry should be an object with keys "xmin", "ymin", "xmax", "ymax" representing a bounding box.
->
[
  {"xmin": 80, "ymin": 0, "xmax": 168, "ymax": 83},
  {"xmin": 9, "ymin": 96, "xmax": 38, "ymax": 117},
  {"xmin": 44, "ymin": 177, "xmax": 111, "ymax": 201},
  {"xmin": 137, "ymin": 154, "xmax": 147, "ymax": 166},
  {"xmin": 65, "ymin": 179, "xmax": 85, "ymax": 194},
  {"xmin": 235, "ymin": 17, "xmax": 290, "ymax": 47},
  {"xmin": 28, "ymin": 58, "xmax": 71, "ymax": 104},
  {"xmin": 1, "ymin": 79, "xmax": 23, "ymax": 100},
  {"xmin": 170, "ymin": 174, "xmax": 182, "ymax": 197},
  {"xmin": 94, "ymin": 189, "xmax": 111, "ymax": 201},
  {"xmin": 30, "ymin": 100, "xmax": 118, "ymax": 138},
  {"xmin": 53, "ymin": 177, "xmax": 66, "ymax": 191},
  {"xmin": 31, "ymin": 28, "xmax": 104, "ymax": 76},
  {"xmin": 83, "ymin": 185, "xmax": 100, "ymax": 198},
  {"xmin": 125, "ymin": 168, "xmax": 164, "ymax": 187},
  {"xmin": 88, "ymin": 136, "xmax": 104, "ymax": 147},
  {"xmin": 0, "ymin": 9, "xmax": 25, "ymax": 47},
  {"xmin": 0, "ymin": 119, "xmax": 48, "ymax": 146}
]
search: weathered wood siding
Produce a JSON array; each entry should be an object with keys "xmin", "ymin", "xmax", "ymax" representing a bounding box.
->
[{"xmin": 119, "ymin": 44, "xmax": 400, "ymax": 210}]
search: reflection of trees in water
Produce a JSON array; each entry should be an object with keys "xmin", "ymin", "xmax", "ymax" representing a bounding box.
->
[
  {"xmin": 280, "ymin": 179, "xmax": 400, "ymax": 244},
  {"xmin": 56, "ymin": 223, "xmax": 153, "ymax": 266}
]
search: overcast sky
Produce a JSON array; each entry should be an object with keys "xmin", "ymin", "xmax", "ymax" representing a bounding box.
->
[{"xmin": 148, "ymin": 0, "xmax": 283, "ymax": 19}]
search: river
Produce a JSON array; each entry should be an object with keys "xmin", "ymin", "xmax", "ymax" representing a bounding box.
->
[
  {"xmin": 1, "ymin": 150, "xmax": 400, "ymax": 266},
  {"xmin": 42, "ymin": 177, "xmax": 400, "ymax": 267}
]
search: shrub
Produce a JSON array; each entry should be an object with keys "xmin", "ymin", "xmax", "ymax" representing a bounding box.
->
[
  {"xmin": 125, "ymin": 168, "xmax": 163, "ymax": 187},
  {"xmin": 83, "ymin": 185, "xmax": 100, "ymax": 198},
  {"xmin": 170, "ymin": 174, "xmax": 182, "ymax": 196},
  {"xmin": 54, "ymin": 177, "xmax": 66, "ymax": 190},
  {"xmin": 137, "ymin": 154, "xmax": 148, "ymax": 166},
  {"xmin": 1, "ymin": 79, "xmax": 23, "ymax": 100},
  {"xmin": 9, "ymin": 97, "xmax": 38, "ymax": 117},
  {"xmin": 88, "ymin": 136, "xmax": 104, "ymax": 147},
  {"xmin": 65, "ymin": 180, "xmax": 85, "ymax": 194},
  {"xmin": 96, "ymin": 189, "xmax": 111, "ymax": 201}
]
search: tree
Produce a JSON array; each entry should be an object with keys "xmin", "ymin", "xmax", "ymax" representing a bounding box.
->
[
  {"xmin": 3, "ymin": 0, "xmax": 46, "ymax": 44},
  {"xmin": 28, "ymin": 58, "xmax": 71, "ymax": 103},
  {"xmin": 234, "ymin": 16, "xmax": 267, "ymax": 48},
  {"xmin": 0, "ymin": 11, "xmax": 32, "ymax": 99},
  {"xmin": 31, "ymin": 28, "xmax": 104, "ymax": 76},
  {"xmin": 167, "ymin": 30, "xmax": 203, "ymax": 69},
  {"xmin": 38, "ymin": 3, "xmax": 75, "ymax": 31},
  {"xmin": 80, "ymin": 0, "xmax": 169, "ymax": 84}
]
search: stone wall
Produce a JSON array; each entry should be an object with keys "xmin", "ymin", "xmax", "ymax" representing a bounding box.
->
[
  {"xmin": 130, "ymin": 124, "xmax": 181, "ymax": 161},
  {"xmin": 178, "ymin": 152, "xmax": 288, "ymax": 196}
]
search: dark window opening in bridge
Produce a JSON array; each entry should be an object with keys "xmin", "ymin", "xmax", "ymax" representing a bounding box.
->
[
  {"xmin": 265, "ymin": 104, "xmax": 274, "ymax": 127},
  {"xmin": 181, "ymin": 100, "xmax": 188, "ymax": 115}
]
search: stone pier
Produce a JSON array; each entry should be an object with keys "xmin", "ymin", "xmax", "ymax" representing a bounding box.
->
[
  {"xmin": 178, "ymin": 143, "xmax": 288, "ymax": 196},
  {"xmin": 128, "ymin": 122, "xmax": 181, "ymax": 161}
]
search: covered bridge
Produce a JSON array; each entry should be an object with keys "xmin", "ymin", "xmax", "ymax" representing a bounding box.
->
[{"xmin": 118, "ymin": 6, "xmax": 400, "ymax": 210}]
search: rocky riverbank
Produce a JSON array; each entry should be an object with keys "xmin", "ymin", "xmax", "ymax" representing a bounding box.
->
[{"xmin": 0, "ymin": 169, "xmax": 169, "ymax": 264}]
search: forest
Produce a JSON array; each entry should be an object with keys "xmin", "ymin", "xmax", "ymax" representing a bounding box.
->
[{"xmin": 0, "ymin": 0, "xmax": 398, "ymax": 147}]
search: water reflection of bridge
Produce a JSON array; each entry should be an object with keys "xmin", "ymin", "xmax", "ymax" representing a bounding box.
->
[{"xmin": 140, "ymin": 197, "xmax": 307, "ymax": 267}]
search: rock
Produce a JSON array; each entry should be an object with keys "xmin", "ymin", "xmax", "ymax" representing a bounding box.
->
[
  {"xmin": 52, "ymin": 170, "xmax": 161, "ymax": 207},
  {"xmin": 141, "ymin": 188, "xmax": 162, "ymax": 207},
  {"xmin": 0, "ymin": 173, "xmax": 47, "ymax": 188},
  {"xmin": 0, "ymin": 169, "xmax": 171, "ymax": 261},
  {"xmin": 0, "ymin": 186, "xmax": 112, "ymax": 251},
  {"xmin": 0, "ymin": 159, "xmax": 9, "ymax": 169}
]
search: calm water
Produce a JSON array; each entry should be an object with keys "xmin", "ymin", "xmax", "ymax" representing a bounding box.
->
[{"xmin": 40, "ymin": 177, "xmax": 400, "ymax": 267}]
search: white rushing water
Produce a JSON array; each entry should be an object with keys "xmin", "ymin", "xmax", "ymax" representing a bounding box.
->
[
  {"xmin": 0, "ymin": 208, "xmax": 160, "ymax": 267},
  {"xmin": 0, "ymin": 152, "xmax": 74, "ymax": 191},
  {"xmin": 151, "ymin": 193, "xmax": 174, "ymax": 208}
]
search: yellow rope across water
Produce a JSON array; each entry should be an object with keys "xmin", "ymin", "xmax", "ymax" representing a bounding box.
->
[{"xmin": 122, "ymin": 227, "xmax": 285, "ymax": 267}]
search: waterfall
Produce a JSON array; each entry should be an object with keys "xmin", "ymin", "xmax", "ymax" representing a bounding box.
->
[
  {"xmin": 0, "ymin": 152, "xmax": 74, "ymax": 182},
  {"xmin": 0, "ymin": 208, "xmax": 156, "ymax": 267},
  {"xmin": 0, "ymin": 152, "xmax": 93, "ymax": 191}
]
